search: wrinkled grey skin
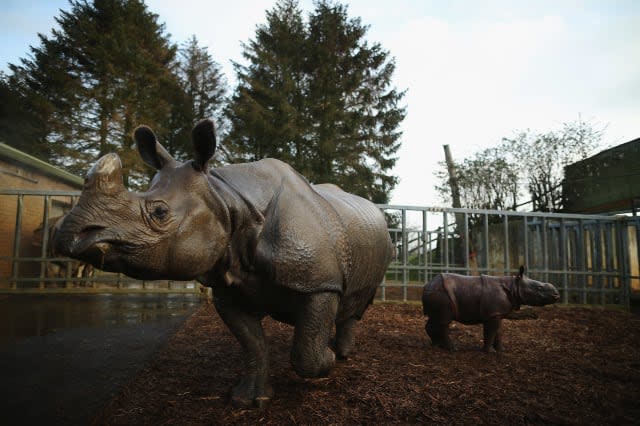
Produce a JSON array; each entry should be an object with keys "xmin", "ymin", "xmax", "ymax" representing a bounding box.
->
[
  {"xmin": 54, "ymin": 119, "xmax": 394, "ymax": 407},
  {"xmin": 422, "ymin": 266, "xmax": 559, "ymax": 352}
]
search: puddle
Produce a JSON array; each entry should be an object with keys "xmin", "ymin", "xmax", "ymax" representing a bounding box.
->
[{"xmin": 0, "ymin": 294, "xmax": 202, "ymax": 346}]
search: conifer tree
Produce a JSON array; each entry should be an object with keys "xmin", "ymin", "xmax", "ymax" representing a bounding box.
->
[
  {"xmin": 225, "ymin": 0, "xmax": 405, "ymax": 203},
  {"xmin": 305, "ymin": 1, "xmax": 405, "ymax": 203},
  {"xmin": 168, "ymin": 36, "xmax": 228, "ymax": 163},
  {"xmin": 224, "ymin": 0, "xmax": 308, "ymax": 171},
  {"xmin": 6, "ymin": 0, "xmax": 180, "ymax": 186},
  {"xmin": 0, "ymin": 74, "xmax": 47, "ymax": 159}
]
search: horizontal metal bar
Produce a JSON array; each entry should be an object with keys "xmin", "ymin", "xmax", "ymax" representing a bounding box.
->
[
  {"xmin": 0, "ymin": 276, "xmax": 195, "ymax": 284},
  {"xmin": 0, "ymin": 191, "xmax": 627, "ymax": 221},
  {"xmin": 377, "ymin": 204, "xmax": 628, "ymax": 221},
  {"xmin": 0, "ymin": 189, "xmax": 82, "ymax": 196}
]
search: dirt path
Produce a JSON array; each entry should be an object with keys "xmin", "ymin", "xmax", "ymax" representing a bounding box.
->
[{"xmin": 94, "ymin": 303, "xmax": 640, "ymax": 425}]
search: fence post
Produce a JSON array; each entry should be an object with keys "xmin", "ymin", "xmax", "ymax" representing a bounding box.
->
[
  {"xmin": 594, "ymin": 221, "xmax": 604, "ymax": 305},
  {"xmin": 604, "ymin": 223, "xmax": 615, "ymax": 303},
  {"xmin": 617, "ymin": 219, "xmax": 631, "ymax": 309},
  {"xmin": 560, "ymin": 218, "xmax": 568, "ymax": 304},
  {"xmin": 503, "ymin": 215, "xmax": 509, "ymax": 275},
  {"xmin": 401, "ymin": 209, "xmax": 408, "ymax": 302},
  {"xmin": 443, "ymin": 212, "xmax": 449, "ymax": 272},
  {"xmin": 576, "ymin": 220, "xmax": 586, "ymax": 304},
  {"xmin": 523, "ymin": 216, "xmax": 529, "ymax": 273},
  {"xmin": 542, "ymin": 217, "xmax": 549, "ymax": 283},
  {"xmin": 483, "ymin": 214, "xmax": 489, "ymax": 274},
  {"xmin": 463, "ymin": 212, "xmax": 470, "ymax": 275},
  {"xmin": 39, "ymin": 196, "xmax": 51, "ymax": 289},
  {"xmin": 11, "ymin": 195, "xmax": 24, "ymax": 290},
  {"xmin": 422, "ymin": 210, "xmax": 428, "ymax": 283}
]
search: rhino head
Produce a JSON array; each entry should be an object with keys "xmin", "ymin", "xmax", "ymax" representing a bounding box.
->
[
  {"xmin": 515, "ymin": 266, "xmax": 560, "ymax": 306},
  {"xmin": 54, "ymin": 119, "xmax": 230, "ymax": 281}
]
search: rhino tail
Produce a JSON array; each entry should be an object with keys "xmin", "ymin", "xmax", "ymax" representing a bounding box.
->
[{"xmin": 441, "ymin": 274, "xmax": 459, "ymax": 321}]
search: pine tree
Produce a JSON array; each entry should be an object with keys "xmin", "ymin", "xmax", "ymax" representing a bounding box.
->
[
  {"xmin": 0, "ymin": 74, "xmax": 47, "ymax": 159},
  {"xmin": 305, "ymin": 1, "xmax": 405, "ymax": 203},
  {"xmin": 224, "ymin": 0, "xmax": 308, "ymax": 170},
  {"xmin": 168, "ymin": 36, "xmax": 228, "ymax": 162},
  {"xmin": 6, "ymin": 0, "xmax": 180, "ymax": 186},
  {"xmin": 224, "ymin": 0, "xmax": 405, "ymax": 203}
]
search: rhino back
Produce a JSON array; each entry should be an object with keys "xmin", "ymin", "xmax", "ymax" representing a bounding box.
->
[
  {"xmin": 212, "ymin": 158, "xmax": 388, "ymax": 306},
  {"xmin": 210, "ymin": 158, "xmax": 293, "ymax": 211}
]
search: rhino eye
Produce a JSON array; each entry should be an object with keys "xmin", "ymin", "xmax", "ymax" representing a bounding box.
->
[{"xmin": 147, "ymin": 201, "xmax": 169, "ymax": 222}]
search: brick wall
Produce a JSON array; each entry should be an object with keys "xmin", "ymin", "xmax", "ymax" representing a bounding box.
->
[{"xmin": 0, "ymin": 156, "xmax": 81, "ymax": 285}]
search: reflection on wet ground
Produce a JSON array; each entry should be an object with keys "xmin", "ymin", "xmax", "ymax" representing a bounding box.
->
[
  {"xmin": 0, "ymin": 293, "xmax": 203, "ymax": 425},
  {"xmin": 0, "ymin": 293, "xmax": 202, "ymax": 346}
]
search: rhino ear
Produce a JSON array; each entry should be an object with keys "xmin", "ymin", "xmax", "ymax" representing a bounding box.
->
[
  {"xmin": 191, "ymin": 119, "xmax": 216, "ymax": 172},
  {"xmin": 518, "ymin": 265, "xmax": 525, "ymax": 277},
  {"xmin": 134, "ymin": 125, "xmax": 175, "ymax": 170}
]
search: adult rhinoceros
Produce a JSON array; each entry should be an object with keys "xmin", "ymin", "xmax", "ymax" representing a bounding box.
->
[{"xmin": 54, "ymin": 119, "xmax": 394, "ymax": 407}]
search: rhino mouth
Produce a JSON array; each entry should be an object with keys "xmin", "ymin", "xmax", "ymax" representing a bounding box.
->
[{"xmin": 70, "ymin": 225, "xmax": 139, "ymax": 270}]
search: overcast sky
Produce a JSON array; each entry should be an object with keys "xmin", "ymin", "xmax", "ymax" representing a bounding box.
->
[{"xmin": 1, "ymin": 0, "xmax": 638, "ymax": 207}]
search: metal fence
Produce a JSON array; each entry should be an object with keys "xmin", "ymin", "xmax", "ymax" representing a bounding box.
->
[
  {"xmin": 0, "ymin": 189, "xmax": 199, "ymax": 293},
  {"xmin": 379, "ymin": 205, "xmax": 640, "ymax": 308},
  {"xmin": 1, "ymin": 189, "xmax": 638, "ymax": 307}
]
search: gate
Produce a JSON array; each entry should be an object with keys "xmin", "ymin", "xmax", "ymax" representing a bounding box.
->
[{"xmin": 379, "ymin": 205, "xmax": 639, "ymax": 308}]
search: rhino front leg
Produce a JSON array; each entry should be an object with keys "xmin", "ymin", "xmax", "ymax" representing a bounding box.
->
[
  {"xmin": 493, "ymin": 318, "xmax": 504, "ymax": 351},
  {"xmin": 213, "ymin": 296, "xmax": 273, "ymax": 408},
  {"xmin": 482, "ymin": 318, "xmax": 502, "ymax": 353},
  {"xmin": 291, "ymin": 291, "xmax": 339, "ymax": 378}
]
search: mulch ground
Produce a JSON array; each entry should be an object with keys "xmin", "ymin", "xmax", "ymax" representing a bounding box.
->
[{"xmin": 93, "ymin": 303, "xmax": 640, "ymax": 425}]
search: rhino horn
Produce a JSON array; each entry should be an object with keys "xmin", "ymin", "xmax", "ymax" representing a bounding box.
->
[{"xmin": 84, "ymin": 153, "xmax": 125, "ymax": 194}]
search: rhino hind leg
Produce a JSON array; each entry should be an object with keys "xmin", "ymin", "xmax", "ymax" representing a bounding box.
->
[
  {"xmin": 482, "ymin": 318, "xmax": 503, "ymax": 352},
  {"xmin": 213, "ymin": 295, "xmax": 273, "ymax": 408},
  {"xmin": 423, "ymin": 290, "xmax": 455, "ymax": 350},
  {"xmin": 334, "ymin": 317, "xmax": 357, "ymax": 359},
  {"xmin": 291, "ymin": 292, "xmax": 339, "ymax": 378},
  {"xmin": 425, "ymin": 318, "xmax": 454, "ymax": 350}
]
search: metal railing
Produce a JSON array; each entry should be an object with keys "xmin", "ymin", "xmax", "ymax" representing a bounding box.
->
[
  {"xmin": 378, "ymin": 205, "xmax": 639, "ymax": 308},
  {"xmin": 1, "ymin": 189, "xmax": 638, "ymax": 307},
  {"xmin": 0, "ymin": 189, "xmax": 199, "ymax": 293}
]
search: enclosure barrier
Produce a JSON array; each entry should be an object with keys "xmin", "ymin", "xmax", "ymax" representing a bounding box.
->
[
  {"xmin": 378, "ymin": 204, "xmax": 639, "ymax": 309},
  {"xmin": 1, "ymin": 189, "xmax": 638, "ymax": 307},
  {"xmin": 0, "ymin": 189, "xmax": 199, "ymax": 294}
]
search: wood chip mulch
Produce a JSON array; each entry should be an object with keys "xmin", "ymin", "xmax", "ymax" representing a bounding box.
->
[{"xmin": 93, "ymin": 302, "xmax": 640, "ymax": 425}]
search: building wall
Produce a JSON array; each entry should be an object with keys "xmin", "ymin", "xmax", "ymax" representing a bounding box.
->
[
  {"xmin": 0, "ymin": 153, "xmax": 82, "ymax": 285},
  {"xmin": 563, "ymin": 138, "xmax": 640, "ymax": 213}
]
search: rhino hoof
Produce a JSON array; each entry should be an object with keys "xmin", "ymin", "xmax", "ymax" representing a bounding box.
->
[
  {"xmin": 432, "ymin": 342, "xmax": 454, "ymax": 351},
  {"xmin": 253, "ymin": 396, "xmax": 271, "ymax": 409},
  {"xmin": 230, "ymin": 394, "xmax": 272, "ymax": 409},
  {"xmin": 230, "ymin": 379, "xmax": 273, "ymax": 409}
]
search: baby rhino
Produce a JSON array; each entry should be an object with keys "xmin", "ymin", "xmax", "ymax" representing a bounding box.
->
[{"xmin": 422, "ymin": 267, "xmax": 559, "ymax": 352}]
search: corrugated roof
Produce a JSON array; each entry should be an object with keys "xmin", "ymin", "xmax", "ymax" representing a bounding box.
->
[{"xmin": 0, "ymin": 142, "xmax": 83, "ymax": 188}]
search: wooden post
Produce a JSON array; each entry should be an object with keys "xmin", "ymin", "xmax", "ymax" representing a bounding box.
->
[
  {"xmin": 443, "ymin": 145, "xmax": 462, "ymax": 211},
  {"xmin": 443, "ymin": 145, "xmax": 466, "ymax": 266}
]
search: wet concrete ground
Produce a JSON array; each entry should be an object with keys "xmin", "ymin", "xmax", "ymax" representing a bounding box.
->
[{"xmin": 0, "ymin": 294, "xmax": 202, "ymax": 425}]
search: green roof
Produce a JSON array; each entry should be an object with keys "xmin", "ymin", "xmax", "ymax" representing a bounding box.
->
[{"xmin": 0, "ymin": 142, "xmax": 84, "ymax": 188}]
